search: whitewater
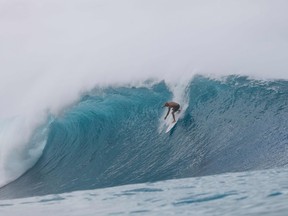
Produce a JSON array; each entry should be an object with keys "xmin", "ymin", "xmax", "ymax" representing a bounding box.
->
[{"xmin": 1, "ymin": 0, "xmax": 288, "ymax": 215}]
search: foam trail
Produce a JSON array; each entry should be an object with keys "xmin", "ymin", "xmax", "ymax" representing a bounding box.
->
[
  {"xmin": 159, "ymin": 75, "xmax": 192, "ymax": 132},
  {"xmin": 168, "ymin": 76, "xmax": 191, "ymax": 117}
]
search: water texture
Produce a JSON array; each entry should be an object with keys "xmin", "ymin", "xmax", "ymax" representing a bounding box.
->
[{"xmin": 1, "ymin": 75, "xmax": 288, "ymax": 199}]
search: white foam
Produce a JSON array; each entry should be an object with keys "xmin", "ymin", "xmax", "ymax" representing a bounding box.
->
[
  {"xmin": 158, "ymin": 74, "xmax": 192, "ymax": 133},
  {"xmin": 0, "ymin": 115, "xmax": 49, "ymax": 187}
]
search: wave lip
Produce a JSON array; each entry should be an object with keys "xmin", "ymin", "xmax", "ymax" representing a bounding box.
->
[{"xmin": 0, "ymin": 116, "xmax": 50, "ymax": 188}]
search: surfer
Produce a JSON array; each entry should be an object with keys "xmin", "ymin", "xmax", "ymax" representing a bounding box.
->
[{"xmin": 163, "ymin": 102, "xmax": 180, "ymax": 123}]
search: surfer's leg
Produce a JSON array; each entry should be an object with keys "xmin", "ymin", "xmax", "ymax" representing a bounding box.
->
[{"xmin": 172, "ymin": 111, "xmax": 176, "ymax": 123}]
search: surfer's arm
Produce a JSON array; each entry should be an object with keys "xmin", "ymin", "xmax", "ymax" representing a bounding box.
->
[{"xmin": 164, "ymin": 108, "xmax": 171, "ymax": 119}]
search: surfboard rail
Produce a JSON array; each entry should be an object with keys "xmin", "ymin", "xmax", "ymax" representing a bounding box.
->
[{"xmin": 165, "ymin": 121, "xmax": 177, "ymax": 133}]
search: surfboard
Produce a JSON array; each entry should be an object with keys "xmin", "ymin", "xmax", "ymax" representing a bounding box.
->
[
  {"xmin": 165, "ymin": 121, "xmax": 177, "ymax": 133},
  {"xmin": 164, "ymin": 109, "xmax": 181, "ymax": 133}
]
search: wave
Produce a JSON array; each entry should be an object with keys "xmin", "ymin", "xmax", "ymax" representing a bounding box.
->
[
  {"xmin": 1, "ymin": 75, "xmax": 288, "ymax": 199},
  {"xmin": 0, "ymin": 115, "xmax": 50, "ymax": 188}
]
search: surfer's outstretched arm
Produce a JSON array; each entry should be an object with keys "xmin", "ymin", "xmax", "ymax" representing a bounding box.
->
[{"xmin": 164, "ymin": 108, "xmax": 171, "ymax": 120}]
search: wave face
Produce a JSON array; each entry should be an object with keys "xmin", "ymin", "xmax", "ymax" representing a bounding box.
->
[{"xmin": 1, "ymin": 75, "xmax": 288, "ymax": 198}]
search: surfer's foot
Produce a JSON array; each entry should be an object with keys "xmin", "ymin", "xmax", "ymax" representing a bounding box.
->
[{"xmin": 172, "ymin": 120, "xmax": 176, "ymax": 123}]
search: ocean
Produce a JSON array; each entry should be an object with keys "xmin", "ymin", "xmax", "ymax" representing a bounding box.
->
[
  {"xmin": 1, "ymin": 0, "xmax": 288, "ymax": 215},
  {"xmin": 1, "ymin": 76, "xmax": 288, "ymax": 215},
  {"xmin": 0, "ymin": 168, "xmax": 288, "ymax": 216}
]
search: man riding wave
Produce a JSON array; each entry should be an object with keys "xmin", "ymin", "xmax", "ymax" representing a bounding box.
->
[{"xmin": 163, "ymin": 102, "xmax": 180, "ymax": 123}]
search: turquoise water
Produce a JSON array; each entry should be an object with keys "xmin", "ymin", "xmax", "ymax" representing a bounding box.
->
[{"xmin": 1, "ymin": 76, "xmax": 288, "ymax": 215}]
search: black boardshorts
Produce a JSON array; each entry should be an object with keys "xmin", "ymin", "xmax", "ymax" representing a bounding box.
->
[{"xmin": 172, "ymin": 104, "xmax": 180, "ymax": 112}]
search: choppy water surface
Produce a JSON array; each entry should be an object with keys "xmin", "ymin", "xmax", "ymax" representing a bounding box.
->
[{"xmin": 1, "ymin": 168, "xmax": 287, "ymax": 216}]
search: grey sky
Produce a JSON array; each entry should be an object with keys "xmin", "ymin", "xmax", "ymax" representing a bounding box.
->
[{"xmin": 0, "ymin": 0, "xmax": 288, "ymax": 117}]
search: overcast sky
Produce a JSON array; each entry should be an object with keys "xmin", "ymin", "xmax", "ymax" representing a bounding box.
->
[{"xmin": 0, "ymin": 0, "xmax": 288, "ymax": 117}]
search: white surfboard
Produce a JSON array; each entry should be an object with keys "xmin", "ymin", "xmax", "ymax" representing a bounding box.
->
[
  {"xmin": 165, "ymin": 120, "xmax": 177, "ymax": 133},
  {"xmin": 163, "ymin": 110, "xmax": 181, "ymax": 133}
]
